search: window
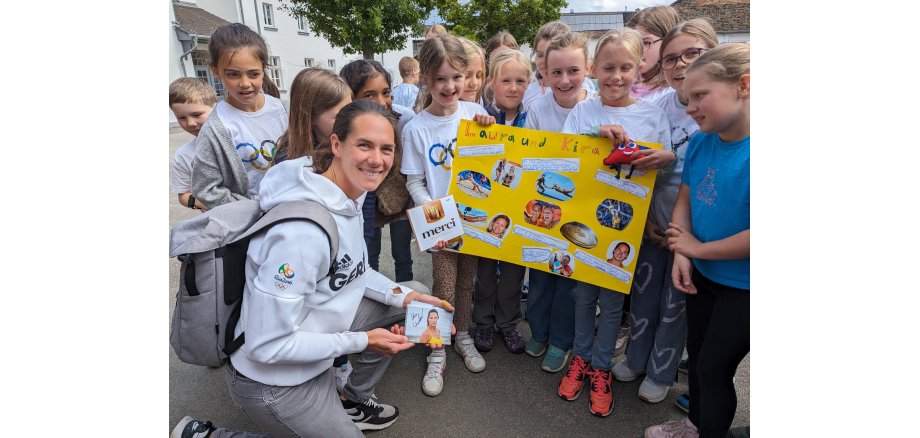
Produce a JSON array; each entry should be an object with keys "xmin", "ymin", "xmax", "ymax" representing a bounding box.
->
[
  {"xmin": 262, "ymin": 3, "xmax": 275, "ymax": 28},
  {"xmin": 192, "ymin": 51, "xmax": 224, "ymax": 98},
  {"xmin": 268, "ymin": 56, "xmax": 283, "ymax": 89},
  {"xmin": 412, "ymin": 39, "xmax": 425, "ymax": 56},
  {"xmin": 305, "ymin": 58, "xmax": 315, "ymax": 68},
  {"xmin": 328, "ymin": 59, "xmax": 336, "ymax": 70},
  {"xmin": 297, "ymin": 15, "xmax": 307, "ymax": 33}
]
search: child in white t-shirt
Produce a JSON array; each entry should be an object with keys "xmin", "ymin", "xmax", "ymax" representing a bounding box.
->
[
  {"xmin": 612, "ymin": 19, "xmax": 721, "ymax": 406},
  {"xmin": 523, "ymin": 21, "xmax": 596, "ymax": 110},
  {"xmin": 470, "ymin": 49, "xmax": 534, "ymax": 356},
  {"xmin": 521, "ymin": 31, "xmax": 595, "ymax": 374},
  {"xmin": 557, "ymin": 27, "xmax": 673, "ymax": 418},
  {"xmin": 169, "ymin": 77, "xmax": 216, "ymax": 210},
  {"xmin": 191, "ymin": 23, "xmax": 289, "ymax": 209},
  {"xmin": 401, "ymin": 34, "xmax": 493, "ymax": 397}
]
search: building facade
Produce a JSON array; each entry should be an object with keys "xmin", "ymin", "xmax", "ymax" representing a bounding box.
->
[{"xmin": 168, "ymin": 0, "xmax": 417, "ymax": 125}]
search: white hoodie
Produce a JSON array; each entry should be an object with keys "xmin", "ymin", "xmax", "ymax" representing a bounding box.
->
[{"xmin": 230, "ymin": 156, "xmax": 409, "ymax": 386}]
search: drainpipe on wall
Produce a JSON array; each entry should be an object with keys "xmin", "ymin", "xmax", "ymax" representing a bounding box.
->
[
  {"xmin": 238, "ymin": 0, "xmax": 246, "ymax": 24},
  {"xmin": 175, "ymin": 22, "xmax": 199, "ymax": 78},
  {"xmin": 253, "ymin": 0, "xmax": 262, "ymax": 35}
]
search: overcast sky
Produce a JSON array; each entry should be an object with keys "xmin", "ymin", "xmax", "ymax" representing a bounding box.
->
[
  {"xmin": 562, "ymin": 0, "xmax": 673, "ymax": 12},
  {"xmin": 426, "ymin": 1, "xmax": 676, "ymax": 24}
]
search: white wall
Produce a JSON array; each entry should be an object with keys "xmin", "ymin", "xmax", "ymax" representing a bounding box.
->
[
  {"xmin": 194, "ymin": 0, "xmax": 417, "ymax": 94},
  {"xmin": 196, "ymin": 0, "xmax": 240, "ymax": 23},
  {"xmin": 718, "ymin": 32, "xmax": 750, "ymax": 44},
  {"xmin": 169, "ymin": 0, "xmax": 189, "ymax": 126}
]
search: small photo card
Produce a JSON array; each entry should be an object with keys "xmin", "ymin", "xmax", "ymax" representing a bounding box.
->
[
  {"xmin": 407, "ymin": 195, "xmax": 465, "ymax": 251},
  {"xmin": 404, "ymin": 301, "xmax": 453, "ymax": 346}
]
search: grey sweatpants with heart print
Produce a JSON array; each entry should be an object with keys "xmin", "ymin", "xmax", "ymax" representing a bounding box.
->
[{"xmin": 624, "ymin": 238, "xmax": 687, "ymax": 386}]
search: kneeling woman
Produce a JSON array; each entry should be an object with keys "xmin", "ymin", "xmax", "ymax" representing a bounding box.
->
[{"xmin": 226, "ymin": 100, "xmax": 453, "ymax": 437}]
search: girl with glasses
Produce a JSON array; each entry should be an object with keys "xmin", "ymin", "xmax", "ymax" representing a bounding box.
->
[{"xmin": 626, "ymin": 6, "xmax": 681, "ymax": 101}]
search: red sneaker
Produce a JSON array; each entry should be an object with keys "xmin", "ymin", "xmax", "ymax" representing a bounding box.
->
[
  {"xmin": 588, "ymin": 368, "xmax": 613, "ymax": 417},
  {"xmin": 558, "ymin": 355, "xmax": 590, "ymax": 400}
]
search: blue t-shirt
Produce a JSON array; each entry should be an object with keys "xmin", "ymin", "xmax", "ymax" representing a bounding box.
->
[{"xmin": 681, "ymin": 132, "xmax": 750, "ymax": 289}]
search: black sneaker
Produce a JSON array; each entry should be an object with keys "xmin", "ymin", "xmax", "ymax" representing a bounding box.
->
[
  {"xmin": 170, "ymin": 416, "xmax": 214, "ymax": 438},
  {"xmin": 341, "ymin": 397, "xmax": 399, "ymax": 431}
]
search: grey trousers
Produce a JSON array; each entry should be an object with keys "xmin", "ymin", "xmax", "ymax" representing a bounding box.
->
[
  {"xmin": 216, "ymin": 293, "xmax": 412, "ymax": 438},
  {"xmin": 473, "ymin": 259, "xmax": 525, "ymax": 333},
  {"xmin": 624, "ymin": 239, "xmax": 687, "ymax": 386}
]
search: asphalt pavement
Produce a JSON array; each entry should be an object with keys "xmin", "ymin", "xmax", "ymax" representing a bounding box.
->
[{"xmin": 168, "ymin": 128, "xmax": 749, "ymax": 437}]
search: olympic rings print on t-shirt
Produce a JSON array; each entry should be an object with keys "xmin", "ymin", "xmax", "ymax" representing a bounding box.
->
[
  {"xmin": 236, "ymin": 140, "xmax": 276, "ymax": 171},
  {"xmin": 428, "ymin": 138, "xmax": 457, "ymax": 170}
]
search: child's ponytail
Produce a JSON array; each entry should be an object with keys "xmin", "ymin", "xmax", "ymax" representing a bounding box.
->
[
  {"xmin": 415, "ymin": 34, "xmax": 470, "ymax": 112},
  {"xmin": 208, "ymin": 23, "xmax": 269, "ymax": 70},
  {"xmin": 685, "ymin": 43, "xmax": 750, "ymax": 84}
]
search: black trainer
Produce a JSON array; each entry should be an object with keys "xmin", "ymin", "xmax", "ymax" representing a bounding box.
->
[
  {"xmin": 170, "ymin": 416, "xmax": 215, "ymax": 438},
  {"xmin": 341, "ymin": 397, "xmax": 399, "ymax": 431}
]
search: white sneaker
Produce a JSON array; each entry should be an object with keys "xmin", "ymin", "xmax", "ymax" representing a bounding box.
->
[
  {"xmin": 422, "ymin": 351, "xmax": 446, "ymax": 396},
  {"xmin": 612, "ymin": 358, "xmax": 642, "ymax": 382},
  {"xmin": 638, "ymin": 376, "xmax": 670, "ymax": 403},
  {"xmin": 644, "ymin": 417, "xmax": 698, "ymax": 438},
  {"xmin": 454, "ymin": 334, "xmax": 486, "ymax": 372},
  {"xmin": 615, "ymin": 326, "xmax": 629, "ymax": 356}
]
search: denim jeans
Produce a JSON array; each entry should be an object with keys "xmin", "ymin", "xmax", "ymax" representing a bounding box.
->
[
  {"xmin": 367, "ymin": 219, "xmax": 414, "ymax": 282},
  {"xmin": 572, "ymin": 281, "xmax": 625, "ymax": 371},
  {"xmin": 526, "ymin": 270, "xmax": 577, "ymax": 350}
]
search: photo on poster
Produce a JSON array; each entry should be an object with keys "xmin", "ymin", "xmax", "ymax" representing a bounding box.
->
[
  {"xmin": 485, "ymin": 214, "xmax": 511, "ymax": 239},
  {"xmin": 456, "ymin": 170, "xmax": 491, "ymax": 199},
  {"xmin": 457, "ymin": 203, "xmax": 488, "ymax": 228},
  {"xmin": 405, "ymin": 301, "xmax": 454, "ymax": 346},
  {"xmin": 606, "ymin": 241, "xmax": 635, "ymax": 268},
  {"xmin": 523, "ymin": 199, "xmax": 562, "ymax": 229},
  {"xmin": 498, "ymin": 161, "xmax": 523, "ymax": 188},
  {"xmin": 560, "ymin": 221, "xmax": 599, "ymax": 249},
  {"xmin": 491, "ymin": 158, "xmax": 508, "ymax": 182},
  {"xmin": 535, "ymin": 172, "xmax": 575, "ymax": 201},
  {"xmin": 549, "ymin": 250, "xmax": 575, "ymax": 277},
  {"xmin": 596, "ymin": 198, "xmax": 634, "ymax": 231}
]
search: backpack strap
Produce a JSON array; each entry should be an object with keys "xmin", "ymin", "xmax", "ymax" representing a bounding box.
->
[
  {"xmin": 236, "ymin": 200, "xmax": 339, "ymax": 268},
  {"xmin": 222, "ymin": 200, "xmax": 340, "ymax": 358}
]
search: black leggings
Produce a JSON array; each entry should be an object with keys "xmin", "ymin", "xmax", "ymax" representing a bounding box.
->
[{"xmin": 686, "ymin": 270, "xmax": 750, "ymax": 438}]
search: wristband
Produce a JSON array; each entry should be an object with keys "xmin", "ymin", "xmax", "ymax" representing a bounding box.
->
[{"xmin": 187, "ymin": 195, "xmax": 196, "ymax": 209}]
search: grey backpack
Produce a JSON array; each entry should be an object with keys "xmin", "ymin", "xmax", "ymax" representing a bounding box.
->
[{"xmin": 169, "ymin": 199, "xmax": 339, "ymax": 367}]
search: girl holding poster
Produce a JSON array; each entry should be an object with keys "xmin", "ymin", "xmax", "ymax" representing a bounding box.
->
[
  {"xmin": 521, "ymin": 31, "xmax": 596, "ymax": 375},
  {"xmin": 557, "ymin": 28, "xmax": 673, "ymax": 418},
  {"xmin": 471, "ymin": 50, "xmax": 533, "ymax": 356},
  {"xmin": 612, "ymin": 19, "xmax": 721, "ymax": 408}
]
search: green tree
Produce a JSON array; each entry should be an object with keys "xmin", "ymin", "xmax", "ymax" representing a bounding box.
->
[
  {"xmin": 280, "ymin": 0, "xmax": 438, "ymax": 59},
  {"xmin": 436, "ymin": 0, "xmax": 568, "ymax": 47}
]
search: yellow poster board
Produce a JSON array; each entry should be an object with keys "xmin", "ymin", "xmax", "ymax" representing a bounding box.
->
[{"xmin": 448, "ymin": 120, "xmax": 661, "ymax": 294}]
